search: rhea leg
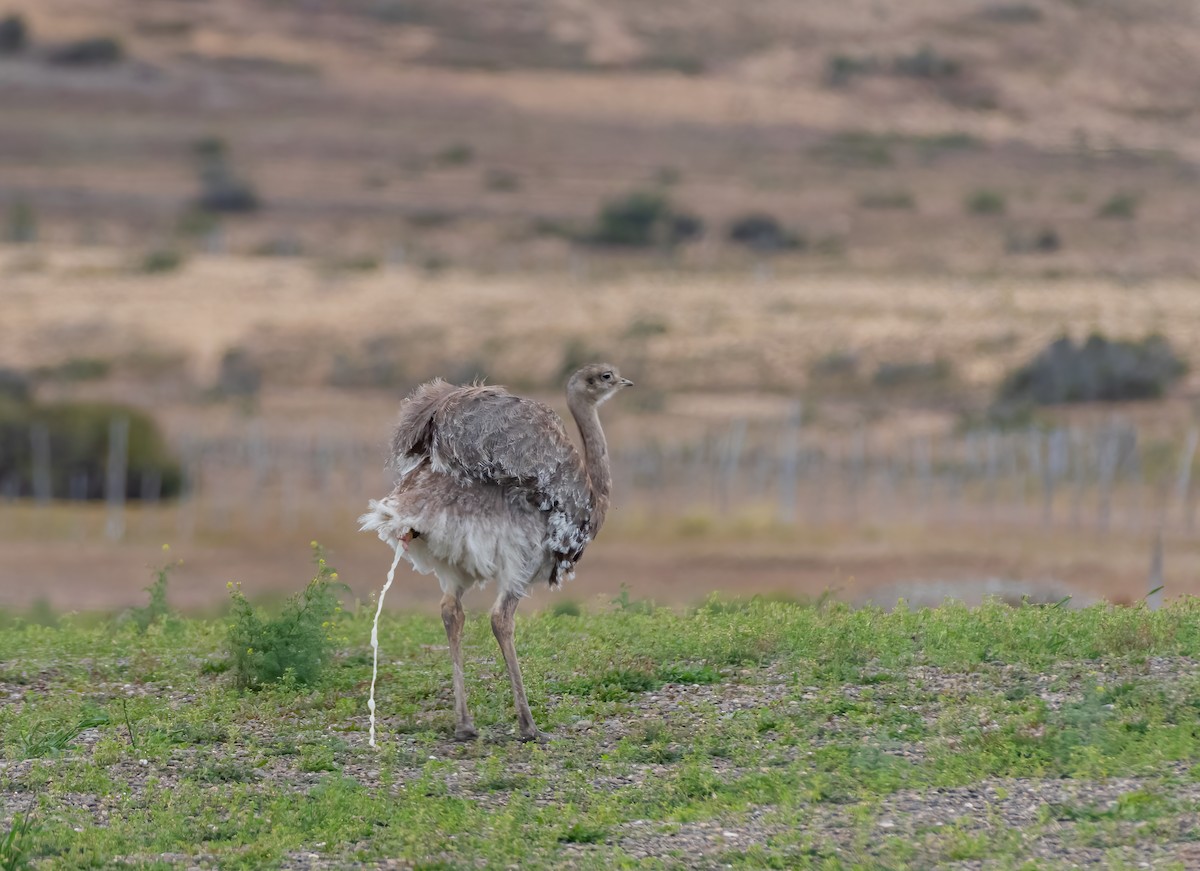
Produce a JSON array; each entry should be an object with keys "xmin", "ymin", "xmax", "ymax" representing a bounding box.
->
[
  {"xmin": 440, "ymin": 590, "xmax": 477, "ymax": 741},
  {"xmin": 491, "ymin": 592, "xmax": 546, "ymax": 743}
]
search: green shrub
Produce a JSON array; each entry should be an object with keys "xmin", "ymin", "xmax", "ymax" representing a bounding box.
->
[
  {"xmin": 825, "ymin": 53, "xmax": 877, "ymax": 87},
  {"xmin": 727, "ymin": 212, "xmax": 804, "ymax": 251},
  {"xmin": 0, "ymin": 400, "xmax": 182, "ymax": 499},
  {"xmin": 998, "ymin": 333, "xmax": 1186, "ymax": 405},
  {"xmin": 892, "ymin": 46, "xmax": 960, "ymax": 79},
  {"xmin": 590, "ymin": 190, "xmax": 702, "ymax": 248},
  {"xmin": 192, "ymin": 138, "xmax": 260, "ymax": 214},
  {"xmin": 213, "ymin": 348, "xmax": 262, "ymax": 398},
  {"xmin": 1097, "ymin": 192, "xmax": 1139, "ymax": 220},
  {"xmin": 810, "ymin": 350, "xmax": 860, "ymax": 380},
  {"xmin": 1005, "ymin": 226, "xmax": 1061, "ymax": 254},
  {"xmin": 226, "ymin": 544, "xmax": 347, "ymax": 690},
  {"xmin": 966, "ymin": 188, "xmax": 1006, "ymax": 215},
  {"xmin": 48, "ymin": 36, "xmax": 123, "ymax": 66},
  {"xmin": 0, "ymin": 13, "xmax": 28, "ymax": 54},
  {"xmin": 139, "ymin": 248, "xmax": 185, "ymax": 274},
  {"xmin": 6, "ymin": 199, "xmax": 36, "ymax": 243},
  {"xmin": 483, "ymin": 168, "xmax": 519, "ymax": 192},
  {"xmin": 435, "ymin": 143, "xmax": 474, "ymax": 166}
]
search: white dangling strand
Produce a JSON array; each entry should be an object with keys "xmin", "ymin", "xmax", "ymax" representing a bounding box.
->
[{"xmin": 368, "ymin": 542, "xmax": 404, "ymax": 748}]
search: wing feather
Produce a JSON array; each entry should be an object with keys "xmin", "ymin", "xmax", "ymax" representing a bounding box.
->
[{"xmin": 390, "ymin": 381, "xmax": 594, "ymax": 584}]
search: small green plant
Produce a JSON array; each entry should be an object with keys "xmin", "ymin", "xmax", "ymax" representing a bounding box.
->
[
  {"xmin": 0, "ymin": 801, "xmax": 37, "ymax": 871},
  {"xmin": 14, "ymin": 712, "xmax": 110, "ymax": 759},
  {"xmin": 483, "ymin": 168, "xmax": 519, "ymax": 192},
  {"xmin": 139, "ymin": 248, "xmax": 185, "ymax": 274},
  {"xmin": 558, "ymin": 822, "xmax": 607, "ymax": 844},
  {"xmin": 549, "ymin": 600, "xmax": 582, "ymax": 617},
  {"xmin": 126, "ymin": 549, "xmax": 179, "ymax": 633},
  {"xmin": 825, "ymin": 53, "xmax": 877, "ymax": 87},
  {"xmin": 226, "ymin": 543, "xmax": 347, "ymax": 690},
  {"xmin": 6, "ymin": 199, "xmax": 36, "ymax": 243},
  {"xmin": 32, "ymin": 357, "xmax": 111, "ymax": 382},
  {"xmin": 892, "ymin": 45, "xmax": 960, "ymax": 79},
  {"xmin": 435, "ymin": 143, "xmax": 474, "ymax": 166},
  {"xmin": 966, "ymin": 188, "xmax": 1006, "ymax": 215},
  {"xmin": 1097, "ymin": 192, "xmax": 1139, "ymax": 220},
  {"xmin": 299, "ymin": 743, "xmax": 338, "ymax": 773}
]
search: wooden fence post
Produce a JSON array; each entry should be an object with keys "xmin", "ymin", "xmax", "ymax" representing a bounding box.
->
[{"xmin": 105, "ymin": 416, "xmax": 129, "ymax": 541}]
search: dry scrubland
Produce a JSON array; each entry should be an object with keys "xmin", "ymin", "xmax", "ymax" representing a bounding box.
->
[
  {"xmin": 1, "ymin": 0, "xmax": 1200, "ymax": 275},
  {"xmin": 7, "ymin": 248, "xmax": 1200, "ymax": 402}
]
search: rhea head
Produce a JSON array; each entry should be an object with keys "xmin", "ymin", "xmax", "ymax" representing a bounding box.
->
[{"xmin": 567, "ymin": 363, "xmax": 634, "ymax": 406}]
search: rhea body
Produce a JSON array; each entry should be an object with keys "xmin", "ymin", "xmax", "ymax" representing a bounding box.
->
[{"xmin": 359, "ymin": 363, "xmax": 632, "ymax": 742}]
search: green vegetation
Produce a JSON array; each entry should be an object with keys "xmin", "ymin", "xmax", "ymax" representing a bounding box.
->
[
  {"xmin": 999, "ymin": 333, "xmax": 1187, "ymax": 405},
  {"xmin": 966, "ymin": 188, "xmax": 1007, "ymax": 215},
  {"xmin": 3, "ymin": 586, "xmax": 1200, "ymax": 868},
  {"xmin": 435, "ymin": 142, "xmax": 475, "ymax": 167},
  {"xmin": 0, "ymin": 399, "xmax": 182, "ymax": 500},
  {"xmin": 138, "ymin": 248, "xmax": 186, "ymax": 274},
  {"xmin": 124, "ymin": 553, "xmax": 180, "ymax": 634},
  {"xmin": 5, "ymin": 199, "xmax": 36, "ymax": 244},
  {"xmin": 0, "ymin": 14, "xmax": 27, "ymax": 55},
  {"xmin": 32, "ymin": 357, "xmax": 112, "ymax": 383},
  {"xmin": 589, "ymin": 190, "xmax": 703, "ymax": 248},
  {"xmin": 192, "ymin": 137, "xmax": 260, "ymax": 214},
  {"xmin": 47, "ymin": 36, "xmax": 123, "ymax": 66},
  {"xmin": 726, "ymin": 213, "xmax": 804, "ymax": 252},
  {"xmin": 1097, "ymin": 191, "xmax": 1140, "ymax": 220},
  {"xmin": 226, "ymin": 545, "xmax": 347, "ymax": 690}
]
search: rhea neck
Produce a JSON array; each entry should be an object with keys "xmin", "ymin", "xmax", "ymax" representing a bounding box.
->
[{"xmin": 567, "ymin": 388, "xmax": 611, "ymax": 503}]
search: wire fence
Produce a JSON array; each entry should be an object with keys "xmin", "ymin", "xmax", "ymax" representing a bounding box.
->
[{"xmin": 4, "ymin": 411, "xmax": 1200, "ymax": 542}]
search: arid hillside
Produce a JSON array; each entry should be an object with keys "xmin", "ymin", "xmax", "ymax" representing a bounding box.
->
[{"xmin": 1, "ymin": 0, "xmax": 1199, "ymax": 275}]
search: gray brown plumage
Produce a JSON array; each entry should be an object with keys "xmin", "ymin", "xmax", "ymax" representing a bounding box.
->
[{"xmin": 359, "ymin": 363, "xmax": 632, "ymax": 742}]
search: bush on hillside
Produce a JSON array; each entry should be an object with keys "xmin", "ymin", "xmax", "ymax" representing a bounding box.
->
[
  {"xmin": 727, "ymin": 213, "xmax": 805, "ymax": 252},
  {"xmin": 590, "ymin": 190, "xmax": 703, "ymax": 248},
  {"xmin": 999, "ymin": 334, "xmax": 1186, "ymax": 405},
  {"xmin": 48, "ymin": 36, "xmax": 123, "ymax": 66}
]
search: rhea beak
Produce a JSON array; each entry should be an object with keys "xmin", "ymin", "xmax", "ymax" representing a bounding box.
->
[{"xmin": 619, "ymin": 378, "xmax": 634, "ymax": 387}]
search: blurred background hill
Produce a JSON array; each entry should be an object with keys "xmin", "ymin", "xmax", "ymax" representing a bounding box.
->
[{"xmin": 3, "ymin": 0, "xmax": 1200, "ymax": 614}]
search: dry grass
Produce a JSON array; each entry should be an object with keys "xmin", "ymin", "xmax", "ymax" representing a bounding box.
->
[{"xmin": 5, "ymin": 247, "xmax": 1200, "ymax": 403}]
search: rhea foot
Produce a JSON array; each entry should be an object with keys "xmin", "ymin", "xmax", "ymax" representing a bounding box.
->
[
  {"xmin": 519, "ymin": 728, "xmax": 552, "ymax": 744},
  {"xmin": 454, "ymin": 724, "xmax": 479, "ymax": 742}
]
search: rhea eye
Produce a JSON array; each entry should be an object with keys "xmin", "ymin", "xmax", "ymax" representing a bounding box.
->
[{"xmin": 602, "ymin": 372, "xmax": 612, "ymax": 381}]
